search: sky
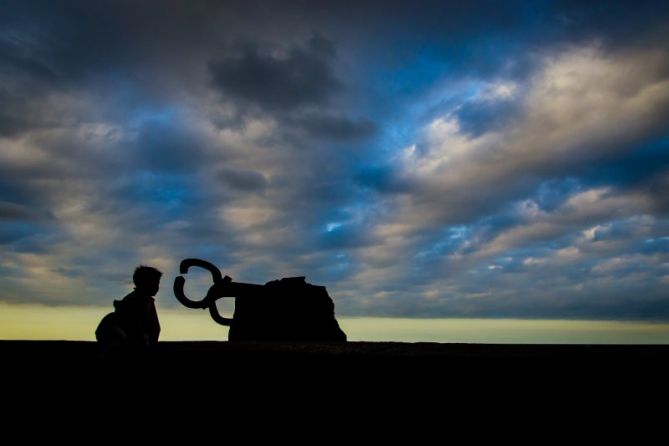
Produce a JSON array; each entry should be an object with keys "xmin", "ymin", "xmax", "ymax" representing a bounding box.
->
[{"xmin": 1, "ymin": 0, "xmax": 669, "ymax": 340}]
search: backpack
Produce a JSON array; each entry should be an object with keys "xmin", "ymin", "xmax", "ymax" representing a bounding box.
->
[{"xmin": 95, "ymin": 309, "xmax": 128, "ymax": 347}]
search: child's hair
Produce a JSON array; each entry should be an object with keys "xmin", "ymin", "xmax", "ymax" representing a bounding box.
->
[{"xmin": 133, "ymin": 265, "xmax": 163, "ymax": 289}]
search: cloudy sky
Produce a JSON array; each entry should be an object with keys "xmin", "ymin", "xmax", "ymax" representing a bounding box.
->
[{"xmin": 2, "ymin": 0, "xmax": 669, "ymax": 327}]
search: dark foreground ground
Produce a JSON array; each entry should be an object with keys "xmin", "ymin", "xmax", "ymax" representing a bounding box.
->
[
  {"xmin": 3, "ymin": 340, "xmax": 669, "ymax": 387},
  {"xmin": 4, "ymin": 341, "xmax": 666, "ymax": 434},
  {"xmin": 3, "ymin": 341, "xmax": 669, "ymax": 421}
]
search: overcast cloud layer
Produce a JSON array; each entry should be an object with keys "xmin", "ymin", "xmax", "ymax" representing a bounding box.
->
[{"xmin": 1, "ymin": 0, "xmax": 669, "ymax": 319}]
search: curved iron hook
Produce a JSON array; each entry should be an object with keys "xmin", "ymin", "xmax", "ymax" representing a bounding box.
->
[
  {"xmin": 173, "ymin": 258, "xmax": 224, "ymax": 309},
  {"xmin": 208, "ymin": 294, "xmax": 234, "ymax": 327},
  {"xmin": 179, "ymin": 258, "xmax": 223, "ymax": 281}
]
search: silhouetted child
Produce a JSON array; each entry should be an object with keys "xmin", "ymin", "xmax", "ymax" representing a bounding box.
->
[{"xmin": 96, "ymin": 266, "xmax": 162, "ymax": 370}]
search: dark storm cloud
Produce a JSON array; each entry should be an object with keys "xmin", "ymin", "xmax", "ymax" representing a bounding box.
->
[
  {"xmin": 551, "ymin": 0, "xmax": 669, "ymax": 46},
  {"xmin": 2, "ymin": 0, "xmax": 666, "ymax": 91},
  {"xmin": 0, "ymin": 201, "xmax": 52, "ymax": 221},
  {"xmin": 208, "ymin": 35, "xmax": 340, "ymax": 111},
  {"xmin": 217, "ymin": 168, "xmax": 267, "ymax": 192},
  {"xmin": 0, "ymin": 89, "xmax": 41, "ymax": 137},
  {"xmin": 205, "ymin": 29, "xmax": 378, "ymax": 145},
  {"xmin": 645, "ymin": 172, "xmax": 669, "ymax": 213},
  {"xmin": 563, "ymin": 136, "xmax": 669, "ymax": 214},
  {"xmin": 0, "ymin": 0, "xmax": 138, "ymax": 83},
  {"xmin": 292, "ymin": 113, "xmax": 376, "ymax": 141}
]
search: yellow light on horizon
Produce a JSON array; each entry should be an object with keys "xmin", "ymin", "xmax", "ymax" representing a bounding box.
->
[{"xmin": 2, "ymin": 302, "xmax": 669, "ymax": 344}]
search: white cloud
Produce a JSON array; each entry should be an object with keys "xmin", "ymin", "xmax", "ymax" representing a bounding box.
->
[{"xmin": 377, "ymin": 45, "xmax": 669, "ymax": 233}]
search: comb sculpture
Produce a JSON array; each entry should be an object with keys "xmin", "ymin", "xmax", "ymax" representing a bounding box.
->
[{"xmin": 174, "ymin": 258, "xmax": 347, "ymax": 342}]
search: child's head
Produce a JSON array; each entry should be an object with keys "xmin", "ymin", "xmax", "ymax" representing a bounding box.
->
[{"xmin": 133, "ymin": 265, "xmax": 162, "ymax": 296}]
